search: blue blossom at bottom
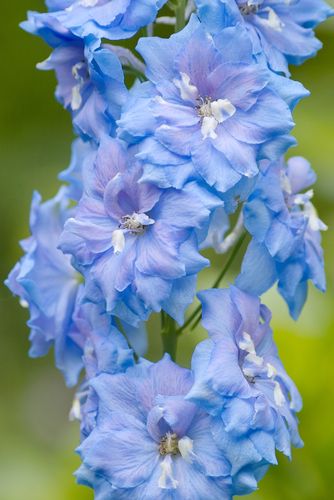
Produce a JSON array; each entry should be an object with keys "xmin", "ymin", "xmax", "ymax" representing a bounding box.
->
[
  {"xmin": 5, "ymin": 187, "xmax": 85, "ymax": 386},
  {"xmin": 76, "ymin": 355, "xmax": 234, "ymax": 499},
  {"xmin": 236, "ymin": 156, "xmax": 326, "ymax": 318},
  {"xmin": 188, "ymin": 286, "xmax": 303, "ymax": 495}
]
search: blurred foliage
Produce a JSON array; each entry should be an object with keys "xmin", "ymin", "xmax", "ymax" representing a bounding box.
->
[{"xmin": 0, "ymin": 1, "xmax": 333, "ymax": 499}]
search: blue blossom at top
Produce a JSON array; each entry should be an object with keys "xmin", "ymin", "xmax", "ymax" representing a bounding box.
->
[
  {"xmin": 195, "ymin": 0, "xmax": 333, "ymax": 75},
  {"xmin": 76, "ymin": 355, "xmax": 234, "ymax": 499},
  {"xmin": 42, "ymin": 0, "xmax": 168, "ymax": 42},
  {"xmin": 118, "ymin": 16, "xmax": 306, "ymax": 195},
  {"xmin": 5, "ymin": 188, "xmax": 85, "ymax": 386},
  {"xmin": 236, "ymin": 156, "xmax": 327, "ymax": 319},
  {"xmin": 21, "ymin": 12, "xmax": 127, "ymax": 139},
  {"xmin": 59, "ymin": 138, "xmax": 221, "ymax": 326},
  {"xmin": 188, "ymin": 286, "xmax": 303, "ymax": 494}
]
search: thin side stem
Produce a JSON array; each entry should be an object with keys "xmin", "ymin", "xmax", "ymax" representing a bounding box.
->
[{"xmin": 176, "ymin": 232, "xmax": 247, "ymax": 335}]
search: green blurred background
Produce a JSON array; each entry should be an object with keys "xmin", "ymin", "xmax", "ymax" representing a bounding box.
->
[{"xmin": 0, "ymin": 2, "xmax": 333, "ymax": 499}]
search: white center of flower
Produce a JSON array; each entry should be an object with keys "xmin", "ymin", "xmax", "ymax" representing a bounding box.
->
[
  {"xmin": 281, "ymin": 175, "xmax": 328, "ymax": 233},
  {"xmin": 294, "ymin": 190, "xmax": 328, "ymax": 232},
  {"xmin": 158, "ymin": 433, "xmax": 194, "ymax": 490},
  {"xmin": 239, "ymin": 332, "xmax": 264, "ymax": 369},
  {"xmin": 120, "ymin": 213, "xmax": 148, "ymax": 233},
  {"xmin": 111, "ymin": 212, "xmax": 154, "ymax": 255},
  {"xmin": 239, "ymin": 332, "xmax": 285, "ymax": 406},
  {"xmin": 173, "ymin": 72, "xmax": 236, "ymax": 141},
  {"xmin": 197, "ymin": 97, "xmax": 236, "ymax": 140},
  {"xmin": 239, "ymin": 2, "xmax": 285, "ymax": 31},
  {"xmin": 258, "ymin": 7, "xmax": 285, "ymax": 31}
]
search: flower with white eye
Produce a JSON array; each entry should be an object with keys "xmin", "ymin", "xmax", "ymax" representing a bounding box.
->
[
  {"xmin": 237, "ymin": 156, "xmax": 326, "ymax": 319},
  {"xmin": 119, "ymin": 16, "xmax": 303, "ymax": 194},
  {"xmin": 76, "ymin": 355, "xmax": 233, "ymax": 499},
  {"xmin": 21, "ymin": 8, "xmax": 128, "ymax": 140},
  {"xmin": 60, "ymin": 138, "xmax": 221, "ymax": 326},
  {"xmin": 196, "ymin": 0, "xmax": 333, "ymax": 74},
  {"xmin": 188, "ymin": 286, "xmax": 303, "ymax": 485}
]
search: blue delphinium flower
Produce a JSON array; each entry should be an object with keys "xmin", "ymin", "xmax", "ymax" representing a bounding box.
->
[
  {"xmin": 188, "ymin": 286, "xmax": 303, "ymax": 495},
  {"xmin": 118, "ymin": 16, "xmax": 305, "ymax": 195},
  {"xmin": 60, "ymin": 137, "xmax": 221, "ymax": 326},
  {"xmin": 21, "ymin": 13, "xmax": 127, "ymax": 139},
  {"xmin": 44, "ymin": 0, "xmax": 168, "ymax": 42},
  {"xmin": 236, "ymin": 156, "xmax": 327, "ymax": 318},
  {"xmin": 195, "ymin": 0, "xmax": 333, "ymax": 75},
  {"xmin": 76, "ymin": 354, "xmax": 234, "ymax": 499},
  {"xmin": 5, "ymin": 187, "xmax": 85, "ymax": 386}
]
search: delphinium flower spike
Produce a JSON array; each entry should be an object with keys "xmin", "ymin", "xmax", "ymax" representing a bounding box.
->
[{"xmin": 7, "ymin": 0, "xmax": 330, "ymax": 497}]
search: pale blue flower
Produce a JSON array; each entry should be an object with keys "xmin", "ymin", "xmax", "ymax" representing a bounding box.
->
[
  {"xmin": 118, "ymin": 16, "xmax": 306, "ymax": 196},
  {"xmin": 21, "ymin": 12, "xmax": 127, "ymax": 139},
  {"xmin": 236, "ymin": 156, "xmax": 327, "ymax": 318},
  {"xmin": 60, "ymin": 138, "xmax": 221, "ymax": 326},
  {"xmin": 188, "ymin": 286, "xmax": 303, "ymax": 494},
  {"xmin": 6, "ymin": 188, "xmax": 85, "ymax": 386},
  {"xmin": 195, "ymin": 0, "xmax": 333, "ymax": 75},
  {"xmin": 76, "ymin": 355, "xmax": 233, "ymax": 499}
]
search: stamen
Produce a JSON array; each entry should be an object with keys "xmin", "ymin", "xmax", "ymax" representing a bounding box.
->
[
  {"xmin": 120, "ymin": 214, "xmax": 146, "ymax": 234},
  {"xmin": 159, "ymin": 432, "xmax": 180, "ymax": 456},
  {"xmin": 111, "ymin": 213, "xmax": 154, "ymax": 255},
  {"xmin": 197, "ymin": 96, "xmax": 236, "ymax": 140},
  {"xmin": 239, "ymin": 3, "xmax": 259, "ymax": 15}
]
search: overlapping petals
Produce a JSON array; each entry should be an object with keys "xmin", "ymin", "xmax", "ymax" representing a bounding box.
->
[
  {"xmin": 22, "ymin": 11, "xmax": 127, "ymax": 139},
  {"xmin": 118, "ymin": 16, "xmax": 306, "ymax": 196},
  {"xmin": 236, "ymin": 156, "xmax": 326, "ymax": 318},
  {"xmin": 188, "ymin": 286, "xmax": 303, "ymax": 494},
  {"xmin": 44, "ymin": 0, "xmax": 168, "ymax": 42},
  {"xmin": 6, "ymin": 188, "xmax": 85, "ymax": 386},
  {"xmin": 60, "ymin": 138, "xmax": 221, "ymax": 325},
  {"xmin": 77, "ymin": 355, "xmax": 233, "ymax": 499},
  {"xmin": 196, "ymin": 0, "xmax": 333, "ymax": 74}
]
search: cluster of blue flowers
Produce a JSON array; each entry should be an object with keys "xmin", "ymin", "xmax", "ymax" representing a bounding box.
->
[{"xmin": 8, "ymin": 0, "xmax": 331, "ymax": 497}]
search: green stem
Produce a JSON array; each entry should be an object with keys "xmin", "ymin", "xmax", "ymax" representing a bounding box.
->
[
  {"xmin": 176, "ymin": 232, "xmax": 247, "ymax": 335},
  {"xmin": 161, "ymin": 312, "xmax": 178, "ymax": 360},
  {"xmin": 175, "ymin": 0, "xmax": 186, "ymax": 32}
]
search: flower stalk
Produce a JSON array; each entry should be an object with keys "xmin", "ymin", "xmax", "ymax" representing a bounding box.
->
[{"xmin": 161, "ymin": 312, "xmax": 178, "ymax": 360}]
